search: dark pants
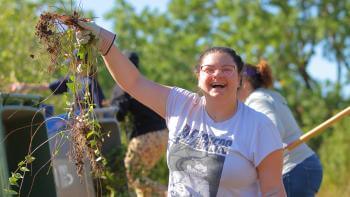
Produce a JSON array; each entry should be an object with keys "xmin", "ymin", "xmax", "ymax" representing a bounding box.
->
[{"xmin": 283, "ymin": 154, "xmax": 323, "ymax": 197}]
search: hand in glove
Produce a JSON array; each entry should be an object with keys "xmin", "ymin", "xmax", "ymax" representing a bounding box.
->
[{"xmin": 76, "ymin": 21, "xmax": 116, "ymax": 56}]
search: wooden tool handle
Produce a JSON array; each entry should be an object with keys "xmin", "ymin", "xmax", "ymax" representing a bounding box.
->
[{"xmin": 285, "ymin": 106, "xmax": 350, "ymax": 151}]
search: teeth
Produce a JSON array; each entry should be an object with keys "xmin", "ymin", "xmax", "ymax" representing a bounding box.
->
[
  {"xmin": 211, "ymin": 84, "xmax": 225, "ymax": 88},
  {"xmin": 211, "ymin": 83, "xmax": 224, "ymax": 86}
]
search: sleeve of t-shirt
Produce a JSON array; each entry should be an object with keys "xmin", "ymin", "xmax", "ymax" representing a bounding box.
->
[
  {"xmin": 165, "ymin": 87, "xmax": 188, "ymax": 122},
  {"xmin": 250, "ymin": 117, "xmax": 283, "ymax": 167},
  {"xmin": 48, "ymin": 77, "xmax": 69, "ymax": 95},
  {"xmin": 165, "ymin": 87, "xmax": 196, "ymax": 128}
]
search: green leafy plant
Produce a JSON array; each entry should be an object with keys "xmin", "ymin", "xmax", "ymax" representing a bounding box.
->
[
  {"xmin": 34, "ymin": 7, "xmax": 108, "ymax": 177},
  {"xmin": 4, "ymin": 155, "xmax": 35, "ymax": 195},
  {"xmin": 3, "ymin": 4, "xmax": 112, "ymax": 196}
]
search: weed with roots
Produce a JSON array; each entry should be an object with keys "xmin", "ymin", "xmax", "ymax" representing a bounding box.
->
[{"xmin": 3, "ymin": 5, "xmax": 115, "ymax": 196}]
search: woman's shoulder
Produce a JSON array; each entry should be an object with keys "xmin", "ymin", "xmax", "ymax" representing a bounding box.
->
[
  {"xmin": 240, "ymin": 101, "xmax": 274, "ymax": 125},
  {"xmin": 245, "ymin": 89, "xmax": 273, "ymax": 108},
  {"xmin": 172, "ymin": 86, "xmax": 196, "ymax": 96},
  {"xmin": 167, "ymin": 87, "xmax": 203, "ymax": 115},
  {"xmin": 170, "ymin": 87, "xmax": 201, "ymax": 103},
  {"xmin": 247, "ymin": 88, "xmax": 286, "ymax": 104},
  {"xmin": 249, "ymin": 88, "xmax": 273, "ymax": 99}
]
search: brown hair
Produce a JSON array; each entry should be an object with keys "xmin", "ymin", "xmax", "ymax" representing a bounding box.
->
[
  {"xmin": 242, "ymin": 59, "xmax": 273, "ymax": 89},
  {"xmin": 194, "ymin": 46, "xmax": 244, "ymax": 73}
]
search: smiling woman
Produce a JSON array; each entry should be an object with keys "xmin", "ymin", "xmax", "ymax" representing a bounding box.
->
[
  {"xmin": 75, "ymin": 17, "xmax": 286, "ymax": 195},
  {"xmin": 195, "ymin": 48, "xmax": 241, "ymax": 104}
]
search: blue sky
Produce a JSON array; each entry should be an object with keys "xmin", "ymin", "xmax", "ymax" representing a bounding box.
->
[{"xmin": 83, "ymin": 0, "xmax": 337, "ymax": 83}]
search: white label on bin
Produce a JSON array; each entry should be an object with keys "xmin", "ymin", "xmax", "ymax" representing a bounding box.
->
[{"xmin": 58, "ymin": 164, "xmax": 74, "ymax": 188}]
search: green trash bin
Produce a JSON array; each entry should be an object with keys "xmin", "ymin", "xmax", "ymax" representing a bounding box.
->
[
  {"xmin": 46, "ymin": 107, "xmax": 127, "ymax": 196},
  {"xmin": 0, "ymin": 93, "xmax": 56, "ymax": 197}
]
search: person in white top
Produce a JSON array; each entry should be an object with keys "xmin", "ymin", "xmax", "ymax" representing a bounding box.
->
[
  {"xmin": 238, "ymin": 60, "xmax": 323, "ymax": 197},
  {"xmin": 75, "ymin": 21, "xmax": 286, "ymax": 196}
]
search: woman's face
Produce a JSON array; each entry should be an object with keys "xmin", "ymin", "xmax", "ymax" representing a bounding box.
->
[{"xmin": 198, "ymin": 52, "xmax": 240, "ymax": 99}]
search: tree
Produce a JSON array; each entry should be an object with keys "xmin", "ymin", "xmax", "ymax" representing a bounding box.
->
[{"xmin": 0, "ymin": 1, "xmax": 51, "ymax": 90}]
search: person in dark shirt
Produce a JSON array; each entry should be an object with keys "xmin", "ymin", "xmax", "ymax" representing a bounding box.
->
[
  {"xmin": 49, "ymin": 74, "xmax": 105, "ymax": 109},
  {"xmin": 112, "ymin": 93, "xmax": 166, "ymax": 139},
  {"xmin": 110, "ymin": 51, "xmax": 168, "ymax": 197}
]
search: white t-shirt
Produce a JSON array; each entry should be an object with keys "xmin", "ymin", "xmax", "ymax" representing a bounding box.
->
[
  {"xmin": 245, "ymin": 88, "xmax": 314, "ymax": 174},
  {"xmin": 165, "ymin": 87, "xmax": 283, "ymax": 197}
]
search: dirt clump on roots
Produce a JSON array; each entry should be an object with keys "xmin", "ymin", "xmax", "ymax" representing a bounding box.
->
[
  {"xmin": 69, "ymin": 114, "xmax": 103, "ymax": 178},
  {"xmin": 34, "ymin": 11, "xmax": 90, "ymax": 71}
]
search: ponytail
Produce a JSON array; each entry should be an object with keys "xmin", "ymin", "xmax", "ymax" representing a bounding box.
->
[
  {"xmin": 242, "ymin": 59, "xmax": 273, "ymax": 89},
  {"xmin": 256, "ymin": 59, "xmax": 273, "ymax": 88}
]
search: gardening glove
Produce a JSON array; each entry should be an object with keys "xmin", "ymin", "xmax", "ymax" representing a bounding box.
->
[{"xmin": 76, "ymin": 21, "xmax": 116, "ymax": 56}]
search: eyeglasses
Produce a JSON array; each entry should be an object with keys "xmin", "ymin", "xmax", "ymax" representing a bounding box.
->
[{"xmin": 200, "ymin": 65, "xmax": 236, "ymax": 76}]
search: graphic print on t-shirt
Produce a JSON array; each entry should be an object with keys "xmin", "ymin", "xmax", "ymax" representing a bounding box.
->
[{"xmin": 168, "ymin": 124, "xmax": 232, "ymax": 197}]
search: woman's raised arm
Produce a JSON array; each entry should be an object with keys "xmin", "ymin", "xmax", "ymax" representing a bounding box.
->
[
  {"xmin": 103, "ymin": 46, "xmax": 170, "ymax": 117},
  {"xmin": 76, "ymin": 21, "xmax": 170, "ymax": 117}
]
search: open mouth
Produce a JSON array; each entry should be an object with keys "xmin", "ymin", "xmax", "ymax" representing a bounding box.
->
[{"xmin": 211, "ymin": 82, "xmax": 226, "ymax": 89}]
